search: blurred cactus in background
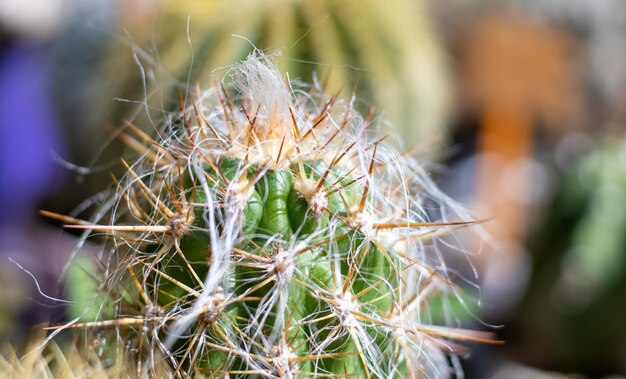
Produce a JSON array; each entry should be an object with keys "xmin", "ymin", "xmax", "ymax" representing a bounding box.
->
[
  {"xmin": 433, "ymin": 1, "xmax": 626, "ymax": 376},
  {"xmin": 43, "ymin": 53, "xmax": 483, "ymax": 378},
  {"xmin": 511, "ymin": 134, "xmax": 626, "ymax": 375},
  {"xmin": 106, "ymin": 0, "xmax": 449, "ymax": 148}
]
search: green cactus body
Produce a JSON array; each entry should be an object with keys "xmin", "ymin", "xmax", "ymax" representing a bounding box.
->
[{"xmin": 63, "ymin": 54, "xmax": 479, "ymax": 378}]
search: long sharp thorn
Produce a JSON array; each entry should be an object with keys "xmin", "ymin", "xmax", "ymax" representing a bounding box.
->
[
  {"xmin": 121, "ymin": 159, "xmax": 176, "ymax": 219},
  {"xmin": 198, "ymin": 113, "xmax": 227, "ymax": 149},
  {"xmin": 241, "ymin": 166, "xmax": 266, "ymax": 195},
  {"xmin": 327, "ymin": 175, "xmax": 364, "ymax": 196},
  {"xmin": 43, "ymin": 317, "xmax": 163, "ymax": 330},
  {"xmin": 192, "ymin": 100, "xmax": 203, "ymax": 129},
  {"xmin": 301, "ymin": 112, "xmax": 328, "ymax": 141},
  {"xmin": 200, "ymin": 171, "xmax": 226, "ymax": 196},
  {"xmin": 167, "ymin": 185, "xmax": 183, "ymax": 215},
  {"xmin": 232, "ymin": 247, "xmax": 273, "ymax": 264},
  {"xmin": 358, "ymin": 143, "xmax": 378, "ymax": 213},
  {"xmin": 201, "ymin": 155, "xmax": 230, "ymax": 187},
  {"xmin": 332, "ymin": 141, "xmax": 357, "ymax": 167},
  {"xmin": 288, "ymin": 107, "xmax": 301, "ymax": 138},
  {"xmin": 314, "ymin": 140, "xmax": 352, "ymax": 195},
  {"xmin": 410, "ymin": 325, "xmax": 503, "ymax": 345},
  {"xmin": 111, "ymin": 173, "xmax": 147, "ymax": 221},
  {"xmin": 371, "ymin": 238, "xmax": 403, "ymax": 280},
  {"xmin": 241, "ymin": 104, "xmax": 255, "ymax": 128},
  {"xmin": 373, "ymin": 220, "xmax": 477, "ymax": 230},
  {"xmin": 138, "ymin": 259, "xmax": 201, "ymax": 298},
  {"xmin": 173, "ymin": 239, "xmax": 205, "ymax": 289},
  {"xmin": 242, "ymin": 105, "xmax": 262, "ymax": 147},
  {"xmin": 216, "ymin": 86, "xmax": 233, "ymax": 131},
  {"xmin": 106, "ymin": 124, "xmax": 162, "ymax": 163},
  {"xmin": 39, "ymin": 210, "xmax": 90, "ymax": 226},
  {"xmin": 174, "ymin": 327, "xmax": 204, "ymax": 375},
  {"xmin": 64, "ymin": 224, "xmax": 171, "ymax": 233},
  {"xmin": 122, "ymin": 119, "xmax": 175, "ymax": 162},
  {"xmin": 315, "ymin": 163, "xmax": 335, "ymax": 192},
  {"xmin": 128, "ymin": 266, "xmax": 151, "ymax": 305},
  {"xmin": 349, "ymin": 328, "xmax": 372, "ymax": 379},
  {"xmin": 301, "ymin": 92, "xmax": 338, "ymax": 141},
  {"xmin": 288, "ymin": 107, "xmax": 302, "ymax": 158},
  {"xmin": 337, "ymin": 192, "xmax": 351, "ymax": 215},
  {"xmin": 275, "ymin": 135, "xmax": 286, "ymax": 165}
]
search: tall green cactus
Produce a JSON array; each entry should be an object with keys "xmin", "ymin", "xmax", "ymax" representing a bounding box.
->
[{"xmin": 62, "ymin": 53, "xmax": 483, "ymax": 378}]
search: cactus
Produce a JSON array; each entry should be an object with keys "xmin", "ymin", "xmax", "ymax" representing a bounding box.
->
[{"xmin": 55, "ymin": 53, "xmax": 485, "ymax": 378}]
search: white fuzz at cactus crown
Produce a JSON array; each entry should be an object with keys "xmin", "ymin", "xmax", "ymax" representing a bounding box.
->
[{"xmin": 51, "ymin": 52, "xmax": 492, "ymax": 378}]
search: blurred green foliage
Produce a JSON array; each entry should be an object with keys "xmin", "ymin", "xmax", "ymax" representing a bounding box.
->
[{"xmin": 513, "ymin": 136, "xmax": 626, "ymax": 376}]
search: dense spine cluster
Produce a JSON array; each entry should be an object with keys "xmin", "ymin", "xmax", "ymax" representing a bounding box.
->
[{"xmin": 56, "ymin": 54, "xmax": 486, "ymax": 378}]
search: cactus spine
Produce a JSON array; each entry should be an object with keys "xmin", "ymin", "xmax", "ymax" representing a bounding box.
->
[{"xmin": 63, "ymin": 53, "xmax": 480, "ymax": 378}]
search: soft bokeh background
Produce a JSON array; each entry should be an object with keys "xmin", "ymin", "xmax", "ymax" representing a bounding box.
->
[{"xmin": 1, "ymin": 0, "xmax": 625, "ymax": 377}]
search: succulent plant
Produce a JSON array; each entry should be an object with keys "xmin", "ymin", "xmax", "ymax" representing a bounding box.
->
[{"xmin": 53, "ymin": 53, "xmax": 485, "ymax": 378}]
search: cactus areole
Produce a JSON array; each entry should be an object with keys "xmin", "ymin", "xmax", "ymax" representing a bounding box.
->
[{"xmin": 61, "ymin": 53, "xmax": 484, "ymax": 378}]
